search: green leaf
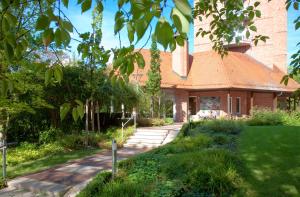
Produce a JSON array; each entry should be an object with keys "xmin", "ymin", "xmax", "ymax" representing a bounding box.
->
[
  {"xmin": 81, "ymin": 0, "xmax": 92, "ymax": 13},
  {"xmin": 75, "ymin": 99, "xmax": 83, "ymax": 106},
  {"xmin": 4, "ymin": 42, "xmax": 14, "ymax": 61},
  {"xmin": 62, "ymin": 0, "xmax": 69, "ymax": 7},
  {"xmin": 114, "ymin": 11, "xmax": 124, "ymax": 35},
  {"xmin": 43, "ymin": 28, "xmax": 54, "ymax": 47},
  {"xmin": 294, "ymin": 2, "xmax": 299, "ymax": 10},
  {"xmin": 77, "ymin": 105, "xmax": 84, "ymax": 119},
  {"xmin": 62, "ymin": 20, "xmax": 73, "ymax": 32},
  {"xmin": 255, "ymin": 10, "xmax": 261, "ymax": 18},
  {"xmin": 72, "ymin": 107, "xmax": 79, "ymax": 121},
  {"xmin": 135, "ymin": 52, "xmax": 145, "ymax": 68},
  {"xmin": 36, "ymin": 15, "xmax": 50, "ymax": 30},
  {"xmin": 2, "ymin": 17, "xmax": 10, "ymax": 32},
  {"xmin": 249, "ymin": 26, "xmax": 257, "ymax": 32},
  {"xmin": 174, "ymin": 0, "xmax": 192, "ymax": 19},
  {"xmin": 60, "ymin": 103, "xmax": 71, "ymax": 120},
  {"xmin": 5, "ymin": 13, "xmax": 17, "ymax": 26},
  {"xmin": 254, "ymin": 1, "xmax": 260, "ymax": 7},
  {"xmin": 127, "ymin": 23, "xmax": 134, "ymax": 43},
  {"xmin": 45, "ymin": 68, "xmax": 53, "ymax": 86},
  {"xmin": 171, "ymin": 7, "xmax": 190, "ymax": 34},
  {"xmin": 54, "ymin": 66, "xmax": 63, "ymax": 83},
  {"xmin": 155, "ymin": 18, "xmax": 173, "ymax": 50},
  {"xmin": 135, "ymin": 13, "xmax": 153, "ymax": 41},
  {"xmin": 296, "ymin": 22, "xmax": 300, "ymax": 30},
  {"xmin": 246, "ymin": 30, "xmax": 250, "ymax": 39},
  {"xmin": 54, "ymin": 28, "xmax": 63, "ymax": 46}
]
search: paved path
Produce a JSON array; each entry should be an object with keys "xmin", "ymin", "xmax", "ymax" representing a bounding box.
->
[{"xmin": 0, "ymin": 124, "xmax": 182, "ymax": 197}]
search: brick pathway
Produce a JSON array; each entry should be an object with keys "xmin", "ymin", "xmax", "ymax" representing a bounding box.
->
[{"xmin": 0, "ymin": 147, "xmax": 149, "ymax": 197}]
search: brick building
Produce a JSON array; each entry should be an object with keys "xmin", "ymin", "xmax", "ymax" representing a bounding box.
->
[{"xmin": 132, "ymin": 0, "xmax": 300, "ymax": 122}]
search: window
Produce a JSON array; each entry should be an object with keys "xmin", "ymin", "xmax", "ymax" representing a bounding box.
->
[
  {"xmin": 236, "ymin": 97, "xmax": 241, "ymax": 114},
  {"xmin": 200, "ymin": 97, "xmax": 221, "ymax": 110}
]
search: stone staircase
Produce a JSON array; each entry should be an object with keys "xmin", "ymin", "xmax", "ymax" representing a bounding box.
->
[{"xmin": 123, "ymin": 126, "xmax": 180, "ymax": 148}]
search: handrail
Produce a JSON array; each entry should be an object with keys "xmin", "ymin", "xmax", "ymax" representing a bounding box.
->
[{"xmin": 121, "ymin": 115, "xmax": 134, "ymax": 142}]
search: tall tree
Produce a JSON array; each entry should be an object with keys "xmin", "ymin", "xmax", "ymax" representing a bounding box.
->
[{"xmin": 145, "ymin": 37, "xmax": 161, "ymax": 118}]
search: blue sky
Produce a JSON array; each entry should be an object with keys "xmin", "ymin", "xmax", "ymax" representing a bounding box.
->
[{"xmin": 64, "ymin": 1, "xmax": 298, "ymax": 63}]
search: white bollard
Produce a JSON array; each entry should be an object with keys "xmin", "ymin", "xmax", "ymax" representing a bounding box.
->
[{"xmin": 112, "ymin": 139, "xmax": 117, "ymax": 179}]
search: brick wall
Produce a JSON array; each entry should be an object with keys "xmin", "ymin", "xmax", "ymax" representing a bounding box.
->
[
  {"xmin": 174, "ymin": 89, "xmax": 189, "ymax": 122},
  {"xmin": 193, "ymin": 0, "xmax": 287, "ymax": 73},
  {"xmin": 253, "ymin": 92, "xmax": 274, "ymax": 109}
]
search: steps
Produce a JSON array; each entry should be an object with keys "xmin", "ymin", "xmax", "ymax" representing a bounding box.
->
[{"xmin": 123, "ymin": 128, "xmax": 169, "ymax": 148}]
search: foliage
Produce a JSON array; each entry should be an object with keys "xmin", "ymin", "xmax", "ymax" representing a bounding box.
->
[
  {"xmin": 3, "ymin": 142, "xmax": 65, "ymax": 166},
  {"xmin": 7, "ymin": 149, "xmax": 100, "ymax": 179},
  {"xmin": 137, "ymin": 118, "xmax": 173, "ymax": 127},
  {"xmin": 79, "ymin": 121, "xmax": 245, "ymax": 197},
  {"xmin": 0, "ymin": 0, "xmax": 269, "ymax": 102},
  {"xmin": 145, "ymin": 37, "xmax": 161, "ymax": 97},
  {"xmin": 247, "ymin": 108, "xmax": 300, "ymax": 126},
  {"xmin": 182, "ymin": 119, "xmax": 244, "ymax": 137},
  {"xmin": 3, "ymin": 126, "xmax": 134, "ymax": 167},
  {"xmin": 39, "ymin": 127, "xmax": 63, "ymax": 144},
  {"xmin": 77, "ymin": 172, "xmax": 112, "ymax": 197},
  {"xmin": 0, "ymin": 178, "xmax": 7, "ymax": 190}
]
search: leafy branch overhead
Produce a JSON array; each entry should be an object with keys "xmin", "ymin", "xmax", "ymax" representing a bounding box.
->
[{"xmin": 0, "ymin": 0, "xmax": 283, "ymax": 122}]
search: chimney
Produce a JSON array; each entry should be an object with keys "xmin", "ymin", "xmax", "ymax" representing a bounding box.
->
[{"xmin": 172, "ymin": 40, "xmax": 189, "ymax": 78}]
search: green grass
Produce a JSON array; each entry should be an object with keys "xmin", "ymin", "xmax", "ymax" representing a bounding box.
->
[
  {"xmin": 239, "ymin": 126, "xmax": 300, "ymax": 197},
  {"xmin": 6, "ymin": 148, "xmax": 101, "ymax": 179}
]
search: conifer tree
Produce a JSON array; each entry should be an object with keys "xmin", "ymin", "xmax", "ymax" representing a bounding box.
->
[{"xmin": 145, "ymin": 37, "xmax": 161, "ymax": 118}]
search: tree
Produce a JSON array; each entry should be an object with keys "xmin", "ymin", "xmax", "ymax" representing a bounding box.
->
[
  {"xmin": 0, "ymin": 0, "xmax": 270, "ymax": 123},
  {"xmin": 145, "ymin": 37, "xmax": 161, "ymax": 118}
]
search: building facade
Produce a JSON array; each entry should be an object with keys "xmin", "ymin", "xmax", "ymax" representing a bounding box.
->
[{"xmin": 132, "ymin": 0, "xmax": 300, "ymax": 122}]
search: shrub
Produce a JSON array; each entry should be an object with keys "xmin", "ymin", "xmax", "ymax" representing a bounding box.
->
[
  {"xmin": 58, "ymin": 133, "xmax": 104, "ymax": 150},
  {"xmin": 39, "ymin": 127, "xmax": 63, "ymax": 144},
  {"xmin": 0, "ymin": 178, "xmax": 7, "ymax": 190},
  {"xmin": 77, "ymin": 172, "xmax": 112, "ymax": 197},
  {"xmin": 137, "ymin": 118, "xmax": 173, "ymax": 127},
  {"xmin": 4, "ymin": 142, "xmax": 65, "ymax": 166},
  {"xmin": 247, "ymin": 108, "xmax": 286, "ymax": 126},
  {"xmin": 181, "ymin": 120, "xmax": 244, "ymax": 137}
]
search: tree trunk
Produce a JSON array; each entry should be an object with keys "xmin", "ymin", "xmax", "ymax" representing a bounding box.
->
[
  {"xmin": 158, "ymin": 96, "xmax": 161, "ymax": 119},
  {"xmin": 91, "ymin": 100, "xmax": 95, "ymax": 131},
  {"xmin": 150, "ymin": 96, "xmax": 154, "ymax": 118},
  {"xmin": 85, "ymin": 99, "xmax": 89, "ymax": 131},
  {"xmin": 163, "ymin": 98, "xmax": 166, "ymax": 119},
  {"xmin": 96, "ymin": 101, "xmax": 100, "ymax": 132}
]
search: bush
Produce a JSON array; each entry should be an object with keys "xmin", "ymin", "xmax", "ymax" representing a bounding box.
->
[
  {"xmin": 77, "ymin": 172, "xmax": 112, "ymax": 197},
  {"xmin": 182, "ymin": 120, "xmax": 244, "ymax": 137},
  {"xmin": 0, "ymin": 178, "xmax": 7, "ymax": 190},
  {"xmin": 247, "ymin": 108, "xmax": 286, "ymax": 126},
  {"xmin": 39, "ymin": 127, "xmax": 63, "ymax": 144},
  {"xmin": 4, "ymin": 142, "xmax": 65, "ymax": 166},
  {"xmin": 58, "ymin": 132, "xmax": 104, "ymax": 150},
  {"xmin": 137, "ymin": 118, "xmax": 173, "ymax": 127}
]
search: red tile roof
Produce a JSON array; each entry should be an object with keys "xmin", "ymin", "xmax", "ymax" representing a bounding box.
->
[{"xmin": 131, "ymin": 49, "xmax": 300, "ymax": 92}]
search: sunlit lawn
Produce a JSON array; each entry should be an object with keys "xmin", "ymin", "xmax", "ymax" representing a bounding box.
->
[
  {"xmin": 239, "ymin": 126, "xmax": 300, "ymax": 197},
  {"xmin": 6, "ymin": 148, "xmax": 101, "ymax": 179}
]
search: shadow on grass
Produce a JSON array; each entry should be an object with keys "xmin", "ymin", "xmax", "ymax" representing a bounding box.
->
[{"xmin": 238, "ymin": 126, "xmax": 300, "ymax": 197}]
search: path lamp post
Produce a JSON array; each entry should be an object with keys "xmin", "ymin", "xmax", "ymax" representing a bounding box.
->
[
  {"xmin": 132, "ymin": 108, "xmax": 137, "ymax": 132},
  {"xmin": 121, "ymin": 104, "xmax": 125, "ymax": 142}
]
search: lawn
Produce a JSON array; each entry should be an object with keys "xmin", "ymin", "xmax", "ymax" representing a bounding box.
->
[
  {"xmin": 239, "ymin": 126, "xmax": 300, "ymax": 197},
  {"xmin": 7, "ymin": 148, "xmax": 101, "ymax": 179}
]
